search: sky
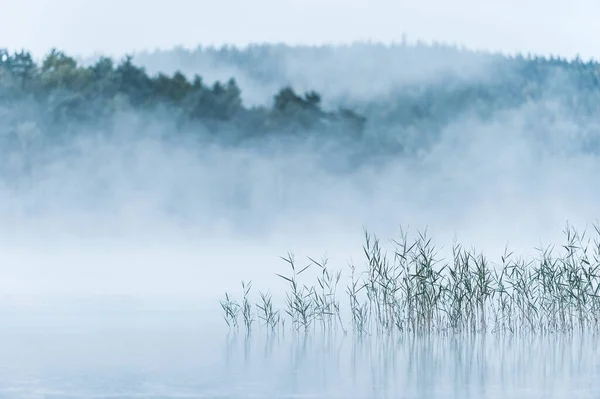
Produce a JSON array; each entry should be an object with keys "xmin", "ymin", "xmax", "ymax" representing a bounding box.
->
[{"xmin": 0, "ymin": 0, "xmax": 599, "ymax": 59}]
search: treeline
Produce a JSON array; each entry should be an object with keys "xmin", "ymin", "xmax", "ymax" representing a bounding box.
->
[
  {"xmin": 2, "ymin": 44, "xmax": 600, "ymax": 151},
  {"xmin": 0, "ymin": 48, "xmax": 366, "ymax": 138},
  {"xmin": 369, "ymin": 53, "xmax": 600, "ymax": 129},
  {"xmin": 135, "ymin": 43, "xmax": 600, "ymax": 133}
]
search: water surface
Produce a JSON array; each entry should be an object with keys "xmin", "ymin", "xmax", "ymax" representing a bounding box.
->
[{"xmin": 0, "ymin": 299, "xmax": 598, "ymax": 399}]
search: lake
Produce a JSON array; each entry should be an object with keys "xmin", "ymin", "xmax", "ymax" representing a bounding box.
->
[{"xmin": 0, "ymin": 298, "xmax": 597, "ymax": 399}]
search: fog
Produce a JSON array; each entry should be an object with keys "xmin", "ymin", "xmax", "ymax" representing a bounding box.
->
[
  {"xmin": 127, "ymin": 44, "xmax": 505, "ymax": 106},
  {"xmin": 1, "ymin": 41, "xmax": 600, "ymax": 398},
  {"xmin": 1, "ymin": 72, "xmax": 599, "ymax": 302}
]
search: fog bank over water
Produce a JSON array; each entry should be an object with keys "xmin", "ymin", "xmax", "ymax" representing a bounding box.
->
[
  {"xmin": 1, "ymin": 107, "xmax": 598, "ymax": 300},
  {"xmin": 1, "ymin": 44, "xmax": 600, "ymax": 301}
]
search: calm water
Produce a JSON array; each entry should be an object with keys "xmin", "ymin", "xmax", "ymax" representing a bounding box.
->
[{"xmin": 0, "ymin": 299, "xmax": 598, "ymax": 399}]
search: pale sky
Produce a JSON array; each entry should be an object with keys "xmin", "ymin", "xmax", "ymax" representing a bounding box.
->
[{"xmin": 0, "ymin": 0, "xmax": 599, "ymax": 60}]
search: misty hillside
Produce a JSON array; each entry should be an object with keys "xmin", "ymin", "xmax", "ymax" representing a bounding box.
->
[
  {"xmin": 131, "ymin": 44, "xmax": 600, "ymax": 151},
  {"xmin": 2, "ymin": 43, "xmax": 600, "ymax": 170},
  {"xmin": 0, "ymin": 48, "xmax": 365, "ymax": 141},
  {"xmin": 131, "ymin": 43, "xmax": 600, "ymax": 111}
]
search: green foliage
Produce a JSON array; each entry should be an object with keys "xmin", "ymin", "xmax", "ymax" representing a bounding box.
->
[
  {"xmin": 223, "ymin": 224, "xmax": 600, "ymax": 336},
  {"xmin": 0, "ymin": 48, "xmax": 365, "ymax": 138},
  {"xmin": 3, "ymin": 44, "xmax": 600, "ymax": 152}
]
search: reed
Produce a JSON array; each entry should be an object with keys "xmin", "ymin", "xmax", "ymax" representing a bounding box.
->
[{"xmin": 221, "ymin": 223, "xmax": 600, "ymax": 335}]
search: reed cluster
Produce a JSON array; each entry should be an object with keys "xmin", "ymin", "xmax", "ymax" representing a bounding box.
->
[{"xmin": 221, "ymin": 224, "xmax": 600, "ymax": 335}]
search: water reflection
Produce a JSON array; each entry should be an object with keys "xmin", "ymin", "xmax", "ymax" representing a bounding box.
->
[
  {"xmin": 0, "ymin": 303, "xmax": 597, "ymax": 398},
  {"xmin": 221, "ymin": 331, "xmax": 600, "ymax": 398}
]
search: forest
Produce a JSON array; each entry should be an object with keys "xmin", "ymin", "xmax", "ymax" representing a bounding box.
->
[
  {"xmin": 0, "ymin": 48, "xmax": 366, "ymax": 142},
  {"xmin": 1, "ymin": 44, "xmax": 600, "ymax": 152}
]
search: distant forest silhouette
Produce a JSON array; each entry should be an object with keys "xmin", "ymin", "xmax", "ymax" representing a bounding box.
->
[
  {"xmin": 0, "ymin": 48, "xmax": 366, "ymax": 138},
  {"xmin": 1, "ymin": 43, "xmax": 599, "ymax": 144}
]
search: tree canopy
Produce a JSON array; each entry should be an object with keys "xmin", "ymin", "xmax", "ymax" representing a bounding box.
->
[
  {"xmin": 0, "ymin": 48, "xmax": 366, "ymax": 140},
  {"xmin": 1, "ymin": 44, "xmax": 600, "ymax": 155}
]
